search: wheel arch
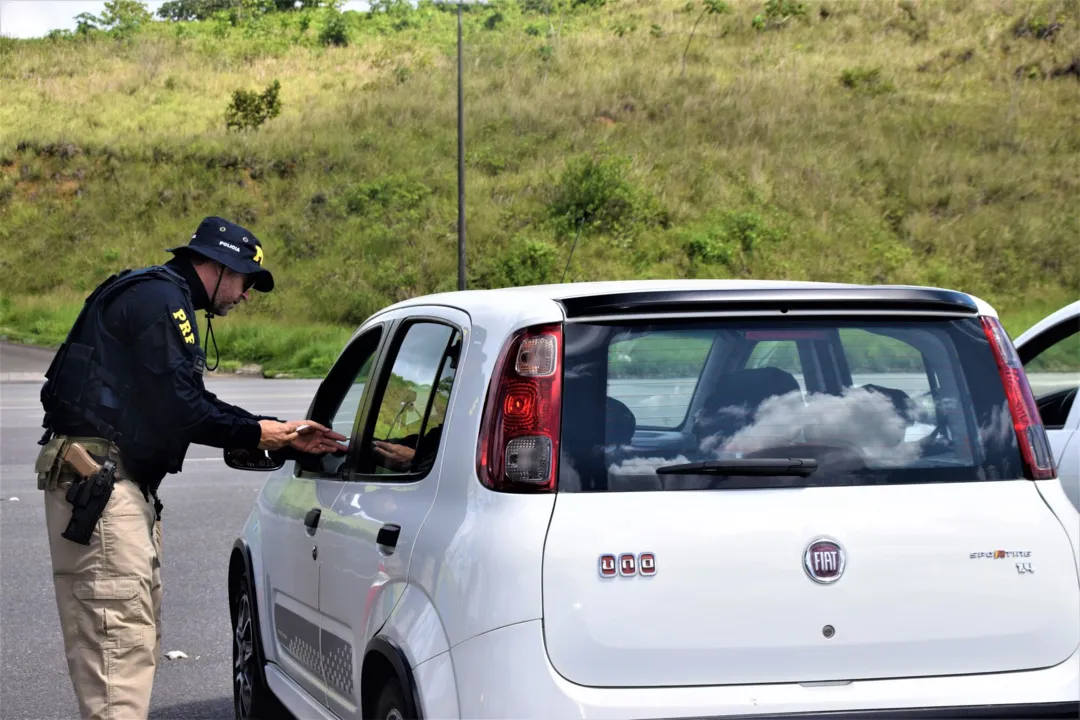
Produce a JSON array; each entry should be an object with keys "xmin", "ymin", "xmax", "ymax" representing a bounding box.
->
[
  {"xmin": 229, "ymin": 539, "xmax": 271, "ymax": 687},
  {"xmin": 361, "ymin": 636, "xmax": 423, "ymax": 719}
]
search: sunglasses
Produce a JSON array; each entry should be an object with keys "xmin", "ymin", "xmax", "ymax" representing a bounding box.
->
[{"xmin": 243, "ymin": 275, "xmax": 256, "ymax": 292}]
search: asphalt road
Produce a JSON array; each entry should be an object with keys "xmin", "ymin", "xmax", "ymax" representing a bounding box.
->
[{"xmin": 0, "ymin": 368, "xmax": 321, "ymax": 720}]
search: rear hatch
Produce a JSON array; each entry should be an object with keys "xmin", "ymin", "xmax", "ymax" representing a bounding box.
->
[{"xmin": 543, "ymin": 292, "xmax": 1080, "ymax": 687}]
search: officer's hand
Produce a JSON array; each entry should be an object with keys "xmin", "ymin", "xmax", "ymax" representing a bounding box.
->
[
  {"xmin": 257, "ymin": 419, "xmax": 314, "ymax": 451},
  {"xmin": 290, "ymin": 425, "xmax": 349, "ymax": 455}
]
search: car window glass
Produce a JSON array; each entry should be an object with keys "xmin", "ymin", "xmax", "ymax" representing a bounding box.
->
[
  {"xmin": 1023, "ymin": 326, "xmax": 1079, "ymax": 378},
  {"xmin": 412, "ymin": 334, "xmax": 461, "ymax": 474},
  {"xmin": 561, "ymin": 318, "xmax": 1014, "ymax": 493},
  {"xmin": 360, "ymin": 321, "xmax": 460, "ymax": 479},
  {"xmin": 330, "ymin": 353, "xmax": 376, "ymax": 439},
  {"xmin": 839, "ymin": 329, "xmax": 931, "ymax": 398},
  {"xmin": 606, "ymin": 330, "xmax": 714, "ymax": 429},
  {"xmin": 300, "ymin": 327, "xmax": 382, "ymax": 477},
  {"xmin": 1023, "ymin": 325, "xmax": 1079, "ymax": 429},
  {"xmin": 746, "ymin": 340, "xmax": 803, "ymax": 389}
]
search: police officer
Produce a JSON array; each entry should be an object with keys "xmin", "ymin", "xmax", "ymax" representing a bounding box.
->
[{"xmin": 34, "ymin": 216, "xmax": 347, "ymax": 720}]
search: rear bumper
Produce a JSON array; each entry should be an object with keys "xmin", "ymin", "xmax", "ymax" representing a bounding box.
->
[
  {"xmin": 446, "ymin": 620, "xmax": 1080, "ymax": 719},
  {"xmin": 695, "ymin": 702, "xmax": 1080, "ymax": 719}
]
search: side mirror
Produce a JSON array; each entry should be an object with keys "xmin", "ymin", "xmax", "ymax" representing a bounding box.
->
[{"xmin": 224, "ymin": 447, "xmax": 285, "ymax": 472}]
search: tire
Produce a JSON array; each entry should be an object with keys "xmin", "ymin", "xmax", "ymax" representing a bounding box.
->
[
  {"xmin": 372, "ymin": 679, "xmax": 410, "ymax": 720},
  {"xmin": 232, "ymin": 570, "xmax": 289, "ymax": 720}
]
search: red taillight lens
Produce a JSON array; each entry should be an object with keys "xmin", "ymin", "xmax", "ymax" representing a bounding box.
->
[
  {"xmin": 477, "ymin": 323, "xmax": 563, "ymax": 493},
  {"xmin": 981, "ymin": 316, "xmax": 1056, "ymax": 480}
]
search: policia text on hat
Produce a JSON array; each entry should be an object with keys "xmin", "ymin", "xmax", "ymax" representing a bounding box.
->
[{"xmin": 34, "ymin": 217, "xmax": 348, "ymax": 720}]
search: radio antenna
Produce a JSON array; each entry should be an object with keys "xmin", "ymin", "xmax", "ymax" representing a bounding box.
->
[{"xmin": 560, "ymin": 218, "xmax": 585, "ymax": 284}]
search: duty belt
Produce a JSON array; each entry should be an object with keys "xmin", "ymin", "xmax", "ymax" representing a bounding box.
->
[{"xmin": 49, "ymin": 435, "xmax": 162, "ymax": 514}]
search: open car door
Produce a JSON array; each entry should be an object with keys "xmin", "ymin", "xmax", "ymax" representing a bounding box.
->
[{"xmin": 1015, "ymin": 300, "xmax": 1080, "ymax": 510}]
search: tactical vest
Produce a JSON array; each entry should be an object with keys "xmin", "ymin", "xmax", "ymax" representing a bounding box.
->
[{"xmin": 39, "ymin": 265, "xmax": 192, "ymax": 484}]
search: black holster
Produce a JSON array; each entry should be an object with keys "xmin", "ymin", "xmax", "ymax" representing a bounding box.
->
[{"xmin": 62, "ymin": 459, "xmax": 118, "ymax": 546}]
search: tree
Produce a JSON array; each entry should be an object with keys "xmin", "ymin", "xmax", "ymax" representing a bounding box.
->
[
  {"xmin": 157, "ymin": 0, "xmax": 336, "ymax": 21},
  {"xmin": 99, "ymin": 0, "xmax": 153, "ymax": 37},
  {"xmin": 75, "ymin": 0, "xmax": 152, "ymax": 36},
  {"xmin": 74, "ymin": 12, "xmax": 102, "ymax": 33},
  {"xmin": 157, "ymin": 0, "xmax": 233, "ymax": 21},
  {"xmin": 681, "ymin": 0, "xmax": 728, "ymax": 78}
]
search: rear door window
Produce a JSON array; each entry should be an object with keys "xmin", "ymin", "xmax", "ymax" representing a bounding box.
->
[{"xmin": 560, "ymin": 317, "xmax": 1022, "ymax": 491}]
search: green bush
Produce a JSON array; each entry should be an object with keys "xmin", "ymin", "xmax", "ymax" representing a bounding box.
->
[
  {"xmin": 224, "ymin": 79, "xmax": 282, "ymax": 131},
  {"xmin": 319, "ymin": 9, "xmax": 349, "ymax": 46},
  {"xmin": 343, "ymin": 176, "xmax": 431, "ymax": 217},
  {"xmin": 753, "ymin": 0, "xmax": 806, "ymax": 30},
  {"xmin": 683, "ymin": 211, "xmax": 780, "ymax": 267},
  {"xmin": 685, "ymin": 232, "xmax": 734, "ymax": 265},
  {"xmin": 839, "ymin": 66, "xmax": 896, "ymax": 95},
  {"xmin": 1013, "ymin": 11, "xmax": 1065, "ymax": 41},
  {"xmin": 549, "ymin": 154, "xmax": 668, "ymax": 241},
  {"xmin": 764, "ymin": 0, "xmax": 806, "ymax": 20},
  {"xmin": 485, "ymin": 238, "xmax": 560, "ymax": 288},
  {"xmin": 724, "ymin": 211, "xmax": 776, "ymax": 253}
]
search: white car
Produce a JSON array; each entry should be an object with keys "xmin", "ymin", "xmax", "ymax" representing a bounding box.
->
[{"xmin": 225, "ymin": 280, "xmax": 1080, "ymax": 720}]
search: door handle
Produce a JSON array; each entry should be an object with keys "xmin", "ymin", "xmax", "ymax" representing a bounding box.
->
[
  {"xmin": 304, "ymin": 508, "xmax": 321, "ymax": 536},
  {"xmin": 377, "ymin": 523, "xmax": 401, "ymax": 551}
]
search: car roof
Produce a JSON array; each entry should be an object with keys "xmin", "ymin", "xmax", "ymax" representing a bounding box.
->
[{"xmin": 379, "ymin": 279, "xmax": 997, "ymax": 317}]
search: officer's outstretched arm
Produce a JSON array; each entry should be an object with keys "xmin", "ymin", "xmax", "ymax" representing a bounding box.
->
[{"xmin": 203, "ymin": 386, "xmax": 281, "ymax": 425}]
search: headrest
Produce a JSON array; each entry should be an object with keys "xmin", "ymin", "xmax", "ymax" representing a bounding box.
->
[
  {"xmin": 694, "ymin": 367, "xmax": 801, "ymax": 438},
  {"xmin": 605, "ymin": 396, "xmax": 637, "ymax": 446},
  {"xmin": 703, "ymin": 366, "xmax": 800, "ymax": 413}
]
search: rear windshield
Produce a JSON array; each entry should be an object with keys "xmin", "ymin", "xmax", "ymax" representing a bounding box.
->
[{"xmin": 559, "ymin": 316, "xmax": 1023, "ymax": 491}]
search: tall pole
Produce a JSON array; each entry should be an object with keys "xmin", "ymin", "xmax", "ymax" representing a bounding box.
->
[{"xmin": 456, "ymin": 1, "xmax": 466, "ymax": 291}]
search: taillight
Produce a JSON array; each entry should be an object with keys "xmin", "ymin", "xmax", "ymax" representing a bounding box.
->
[
  {"xmin": 981, "ymin": 316, "xmax": 1056, "ymax": 480},
  {"xmin": 477, "ymin": 323, "xmax": 563, "ymax": 493}
]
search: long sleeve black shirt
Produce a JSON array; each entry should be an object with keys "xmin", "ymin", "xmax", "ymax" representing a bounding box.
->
[{"xmin": 97, "ymin": 258, "xmax": 264, "ymax": 454}]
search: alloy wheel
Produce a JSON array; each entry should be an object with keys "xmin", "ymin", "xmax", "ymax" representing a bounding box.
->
[{"xmin": 233, "ymin": 592, "xmax": 255, "ymax": 720}]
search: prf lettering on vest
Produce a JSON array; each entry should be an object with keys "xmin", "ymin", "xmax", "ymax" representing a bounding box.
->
[{"xmin": 172, "ymin": 308, "xmax": 196, "ymax": 344}]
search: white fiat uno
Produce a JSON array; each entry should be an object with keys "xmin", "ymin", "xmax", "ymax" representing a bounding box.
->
[{"xmin": 225, "ymin": 280, "xmax": 1080, "ymax": 720}]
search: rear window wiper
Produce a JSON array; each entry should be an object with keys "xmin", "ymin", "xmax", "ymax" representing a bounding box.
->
[{"xmin": 655, "ymin": 458, "xmax": 819, "ymax": 477}]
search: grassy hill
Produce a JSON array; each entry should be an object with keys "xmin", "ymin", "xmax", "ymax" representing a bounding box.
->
[{"xmin": 1, "ymin": 0, "xmax": 1077, "ymax": 377}]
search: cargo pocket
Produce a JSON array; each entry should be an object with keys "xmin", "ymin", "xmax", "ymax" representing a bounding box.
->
[{"xmin": 71, "ymin": 577, "xmax": 148, "ymax": 649}]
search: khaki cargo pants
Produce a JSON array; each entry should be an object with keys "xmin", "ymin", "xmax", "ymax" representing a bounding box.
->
[{"xmin": 37, "ymin": 436, "xmax": 163, "ymax": 720}]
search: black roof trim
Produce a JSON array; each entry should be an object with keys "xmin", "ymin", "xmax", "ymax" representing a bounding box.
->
[{"xmin": 557, "ymin": 287, "xmax": 979, "ymax": 319}]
